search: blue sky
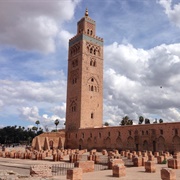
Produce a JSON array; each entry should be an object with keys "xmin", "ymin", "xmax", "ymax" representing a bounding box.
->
[{"xmin": 0, "ymin": 0, "xmax": 180, "ymax": 130}]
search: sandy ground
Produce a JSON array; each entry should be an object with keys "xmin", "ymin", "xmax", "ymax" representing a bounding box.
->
[{"xmin": 0, "ymin": 157, "xmax": 180, "ymax": 180}]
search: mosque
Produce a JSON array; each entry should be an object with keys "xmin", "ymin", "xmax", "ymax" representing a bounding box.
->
[{"xmin": 32, "ymin": 9, "xmax": 180, "ymax": 153}]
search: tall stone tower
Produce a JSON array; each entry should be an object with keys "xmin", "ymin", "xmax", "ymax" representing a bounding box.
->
[{"xmin": 65, "ymin": 9, "xmax": 103, "ymax": 131}]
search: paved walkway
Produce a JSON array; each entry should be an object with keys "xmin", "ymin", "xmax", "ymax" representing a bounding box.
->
[{"xmin": 0, "ymin": 157, "xmax": 180, "ymax": 180}]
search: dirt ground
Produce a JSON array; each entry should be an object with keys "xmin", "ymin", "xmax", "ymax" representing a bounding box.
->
[{"xmin": 0, "ymin": 157, "xmax": 180, "ymax": 180}]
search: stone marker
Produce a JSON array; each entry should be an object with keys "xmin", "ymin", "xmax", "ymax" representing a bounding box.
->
[
  {"xmin": 30, "ymin": 164, "xmax": 52, "ymax": 177},
  {"xmin": 168, "ymin": 158, "xmax": 180, "ymax": 169},
  {"xmin": 112, "ymin": 164, "xmax": 126, "ymax": 177},
  {"xmin": 145, "ymin": 161, "xmax": 156, "ymax": 173},
  {"xmin": 74, "ymin": 161, "xmax": 94, "ymax": 173},
  {"xmin": 161, "ymin": 168, "xmax": 176, "ymax": 180},
  {"xmin": 67, "ymin": 168, "xmax": 82, "ymax": 180}
]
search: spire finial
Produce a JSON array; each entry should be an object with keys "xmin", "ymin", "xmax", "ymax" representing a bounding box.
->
[{"xmin": 85, "ymin": 8, "xmax": 88, "ymax": 17}]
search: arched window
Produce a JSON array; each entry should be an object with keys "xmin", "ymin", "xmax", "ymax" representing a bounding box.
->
[
  {"xmin": 90, "ymin": 60, "xmax": 93, "ymax": 66},
  {"xmin": 90, "ymin": 48, "xmax": 93, "ymax": 53},
  {"xmin": 91, "ymin": 113, "xmax": 94, "ymax": 119},
  {"xmin": 91, "ymin": 30, "xmax": 93, "ymax": 35},
  {"xmin": 75, "ymin": 59, "xmax": 78, "ymax": 66},
  {"xmin": 87, "ymin": 29, "xmax": 89, "ymax": 34},
  {"xmin": 91, "ymin": 86, "xmax": 93, "ymax": 91},
  {"xmin": 94, "ymin": 86, "xmax": 97, "ymax": 92},
  {"xmin": 94, "ymin": 49, "xmax": 96, "ymax": 55},
  {"xmin": 91, "ymin": 78, "xmax": 94, "ymax": 82},
  {"xmin": 72, "ymin": 61, "xmax": 74, "ymax": 67},
  {"xmin": 93, "ymin": 61, "xmax": 96, "ymax": 67}
]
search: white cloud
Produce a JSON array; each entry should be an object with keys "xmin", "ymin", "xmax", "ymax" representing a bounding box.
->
[
  {"xmin": 19, "ymin": 106, "xmax": 65, "ymax": 130},
  {"xmin": 58, "ymin": 30, "xmax": 74, "ymax": 49},
  {"xmin": 19, "ymin": 106, "xmax": 40, "ymax": 123},
  {"xmin": 158, "ymin": 0, "xmax": 180, "ymax": 28},
  {"xmin": 104, "ymin": 42, "xmax": 180, "ymax": 124},
  {"xmin": 0, "ymin": 0, "xmax": 81, "ymax": 53}
]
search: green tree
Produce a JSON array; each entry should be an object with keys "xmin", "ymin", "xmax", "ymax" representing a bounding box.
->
[
  {"xmin": 153, "ymin": 118, "xmax": 158, "ymax": 124},
  {"xmin": 54, "ymin": 119, "xmax": 59, "ymax": 132},
  {"xmin": 138, "ymin": 116, "xmax": 144, "ymax": 124},
  {"xmin": 159, "ymin": 119, "xmax": 163, "ymax": 123},
  {"xmin": 120, "ymin": 116, "xmax": 133, "ymax": 126},
  {"xmin": 35, "ymin": 120, "xmax": 40, "ymax": 129},
  {"xmin": 145, "ymin": 118, "xmax": 150, "ymax": 124},
  {"xmin": 104, "ymin": 122, "xmax": 109, "ymax": 126},
  {"xmin": 32, "ymin": 126, "xmax": 38, "ymax": 132}
]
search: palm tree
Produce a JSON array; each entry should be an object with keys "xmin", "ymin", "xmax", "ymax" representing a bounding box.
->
[
  {"xmin": 32, "ymin": 126, "xmax": 38, "ymax": 132},
  {"xmin": 145, "ymin": 118, "xmax": 150, "ymax": 124},
  {"xmin": 35, "ymin": 120, "xmax": 40, "ymax": 130},
  {"xmin": 120, "ymin": 116, "xmax": 133, "ymax": 126},
  {"xmin": 104, "ymin": 122, "xmax": 109, "ymax": 126},
  {"xmin": 138, "ymin": 116, "xmax": 144, "ymax": 124},
  {"xmin": 54, "ymin": 119, "xmax": 59, "ymax": 132},
  {"xmin": 159, "ymin": 119, "xmax": 163, "ymax": 123}
]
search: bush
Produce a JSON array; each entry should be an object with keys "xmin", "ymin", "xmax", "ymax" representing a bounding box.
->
[{"xmin": 162, "ymin": 159, "xmax": 167, "ymax": 164}]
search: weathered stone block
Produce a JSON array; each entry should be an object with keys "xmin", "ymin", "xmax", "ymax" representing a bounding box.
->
[
  {"xmin": 173, "ymin": 152, "xmax": 180, "ymax": 159},
  {"xmin": 112, "ymin": 164, "xmax": 126, "ymax": 177},
  {"xmin": 148, "ymin": 155, "xmax": 154, "ymax": 161},
  {"xmin": 102, "ymin": 149, "xmax": 108, "ymax": 155},
  {"xmin": 128, "ymin": 153, "xmax": 133, "ymax": 159},
  {"xmin": 108, "ymin": 158, "xmax": 124, "ymax": 169},
  {"xmin": 133, "ymin": 157, "xmax": 142, "ymax": 167},
  {"xmin": 67, "ymin": 168, "xmax": 82, "ymax": 180},
  {"xmin": 154, "ymin": 152, "xmax": 159, "ymax": 157},
  {"xmin": 157, "ymin": 156, "xmax": 165, "ymax": 164},
  {"xmin": 145, "ymin": 161, "xmax": 156, "ymax": 173},
  {"xmin": 120, "ymin": 151, "xmax": 125, "ymax": 157},
  {"xmin": 137, "ymin": 151, "xmax": 142, "ymax": 156},
  {"xmin": 74, "ymin": 161, "xmax": 94, "ymax": 173},
  {"xmin": 168, "ymin": 158, "xmax": 180, "ymax": 169},
  {"xmin": 161, "ymin": 168, "xmax": 176, "ymax": 180},
  {"xmin": 30, "ymin": 165, "xmax": 52, "ymax": 177},
  {"xmin": 142, "ymin": 156, "xmax": 148, "ymax": 166}
]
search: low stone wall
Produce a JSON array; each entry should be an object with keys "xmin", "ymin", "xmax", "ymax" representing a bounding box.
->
[
  {"xmin": 74, "ymin": 161, "xmax": 94, "ymax": 173},
  {"xmin": 30, "ymin": 164, "xmax": 52, "ymax": 177}
]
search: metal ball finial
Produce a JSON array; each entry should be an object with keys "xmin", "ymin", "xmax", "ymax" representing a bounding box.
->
[{"xmin": 85, "ymin": 8, "xmax": 88, "ymax": 17}]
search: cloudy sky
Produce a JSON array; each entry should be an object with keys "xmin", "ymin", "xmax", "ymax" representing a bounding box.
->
[{"xmin": 0, "ymin": 0, "xmax": 180, "ymax": 130}]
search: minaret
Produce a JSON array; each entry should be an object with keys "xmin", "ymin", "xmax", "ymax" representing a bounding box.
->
[{"xmin": 65, "ymin": 9, "xmax": 103, "ymax": 131}]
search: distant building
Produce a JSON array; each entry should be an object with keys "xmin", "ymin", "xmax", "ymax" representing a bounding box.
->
[{"xmin": 32, "ymin": 9, "xmax": 180, "ymax": 153}]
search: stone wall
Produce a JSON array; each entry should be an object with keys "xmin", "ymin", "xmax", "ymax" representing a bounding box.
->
[{"xmin": 65, "ymin": 122, "xmax": 180, "ymax": 152}]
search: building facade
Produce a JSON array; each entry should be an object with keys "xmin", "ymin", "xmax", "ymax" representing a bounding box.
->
[
  {"xmin": 32, "ymin": 10, "xmax": 180, "ymax": 153},
  {"xmin": 65, "ymin": 9, "xmax": 103, "ymax": 131}
]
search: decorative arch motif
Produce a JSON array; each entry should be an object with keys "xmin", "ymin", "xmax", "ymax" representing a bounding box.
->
[
  {"xmin": 116, "ymin": 137, "xmax": 123, "ymax": 150},
  {"xmin": 87, "ymin": 137, "xmax": 92, "ymax": 150},
  {"xmin": 86, "ymin": 42, "xmax": 100, "ymax": 56},
  {"xmin": 69, "ymin": 101, "xmax": 77, "ymax": 112},
  {"xmin": 72, "ymin": 58, "xmax": 78, "ymax": 68},
  {"xmin": 127, "ymin": 136, "xmax": 134, "ymax": 150},
  {"xmin": 172, "ymin": 135, "xmax": 180, "ymax": 151},
  {"xmin": 105, "ymin": 137, "xmax": 111, "ymax": 149},
  {"xmin": 143, "ymin": 140, "xmax": 148, "ymax": 151},
  {"xmin": 90, "ymin": 58, "xmax": 96, "ymax": 67},
  {"xmin": 79, "ymin": 138, "xmax": 83, "ymax": 150},
  {"xmin": 157, "ymin": 136, "xmax": 165, "ymax": 151},
  {"xmin": 49, "ymin": 140, "xmax": 54, "ymax": 150},
  {"xmin": 87, "ymin": 77, "xmax": 99, "ymax": 92},
  {"xmin": 70, "ymin": 43, "xmax": 80, "ymax": 57},
  {"xmin": 70, "ymin": 70, "xmax": 79, "ymax": 85}
]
